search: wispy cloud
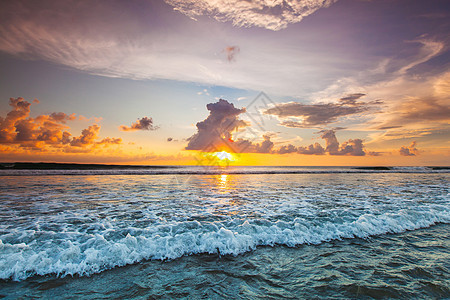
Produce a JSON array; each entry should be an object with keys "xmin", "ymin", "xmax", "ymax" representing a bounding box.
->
[
  {"xmin": 264, "ymin": 93, "xmax": 381, "ymax": 128},
  {"xmin": 310, "ymin": 39, "xmax": 449, "ymax": 144},
  {"xmin": 0, "ymin": 0, "xmax": 370, "ymax": 96}
]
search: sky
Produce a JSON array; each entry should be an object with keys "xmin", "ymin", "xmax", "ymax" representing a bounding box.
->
[{"xmin": 0, "ymin": 0, "xmax": 449, "ymax": 166}]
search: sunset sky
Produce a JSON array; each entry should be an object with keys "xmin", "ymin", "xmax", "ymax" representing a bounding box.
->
[{"xmin": 0, "ymin": 0, "xmax": 449, "ymax": 166}]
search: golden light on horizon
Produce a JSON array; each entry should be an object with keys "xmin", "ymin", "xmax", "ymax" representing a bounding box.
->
[{"xmin": 213, "ymin": 151, "xmax": 234, "ymax": 162}]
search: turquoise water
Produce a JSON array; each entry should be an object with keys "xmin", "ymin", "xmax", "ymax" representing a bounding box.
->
[{"xmin": 0, "ymin": 168, "xmax": 449, "ymax": 298}]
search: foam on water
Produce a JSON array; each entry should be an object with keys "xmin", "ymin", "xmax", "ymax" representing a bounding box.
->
[
  {"xmin": 0, "ymin": 172, "xmax": 449, "ymax": 281},
  {"xmin": 0, "ymin": 166, "xmax": 448, "ymax": 176},
  {"xmin": 1, "ymin": 209, "xmax": 449, "ymax": 281}
]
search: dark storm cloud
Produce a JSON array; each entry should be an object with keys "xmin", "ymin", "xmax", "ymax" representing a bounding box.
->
[{"xmin": 120, "ymin": 117, "xmax": 159, "ymax": 131}]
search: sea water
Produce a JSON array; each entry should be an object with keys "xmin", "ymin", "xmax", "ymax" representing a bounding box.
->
[{"xmin": 0, "ymin": 167, "xmax": 449, "ymax": 298}]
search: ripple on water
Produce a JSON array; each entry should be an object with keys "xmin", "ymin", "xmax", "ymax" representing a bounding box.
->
[{"xmin": 0, "ymin": 172, "xmax": 448, "ymax": 298}]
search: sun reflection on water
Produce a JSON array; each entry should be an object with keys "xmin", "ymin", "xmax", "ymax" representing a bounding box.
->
[{"xmin": 219, "ymin": 174, "xmax": 228, "ymax": 188}]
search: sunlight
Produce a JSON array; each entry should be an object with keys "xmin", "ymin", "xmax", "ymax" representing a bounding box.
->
[
  {"xmin": 220, "ymin": 174, "xmax": 228, "ymax": 184},
  {"xmin": 215, "ymin": 174, "xmax": 231, "ymax": 193},
  {"xmin": 213, "ymin": 151, "xmax": 234, "ymax": 162}
]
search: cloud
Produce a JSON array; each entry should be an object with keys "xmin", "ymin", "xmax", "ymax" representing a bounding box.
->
[
  {"xmin": 185, "ymin": 99, "xmax": 277, "ymax": 153},
  {"xmin": 224, "ymin": 46, "xmax": 240, "ymax": 62},
  {"xmin": 0, "ymin": 97, "xmax": 33, "ymax": 143},
  {"xmin": 0, "ymin": 97, "xmax": 121, "ymax": 151},
  {"xmin": 49, "ymin": 112, "xmax": 77, "ymax": 123},
  {"xmin": 97, "ymin": 137, "xmax": 122, "ymax": 145},
  {"xmin": 164, "ymin": 0, "xmax": 338, "ymax": 30},
  {"xmin": 277, "ymin": 144, "xmax": 298, "ymax": 154},
  {"xmin": 120, "ymin": 117, "xmax": 159, "ymax": 131},
  {"xmin": 321, "ymin": 130, "xmax": 365, "ymax": 156},
  {"xmin": 2, "ymin": 1, "xmax": 444, "ymax": 101},
  {"xmin": 367, "ymin": 151, "xmax": 383, "ymax": 156},
  {"xmin": 360, "ymin": 71, "xmax": 450, "ymax": 146},
  {"xmin": 187, "ymin": 100, "xmax": 374, "ymax": 156},
  {"xmin": 339, "ymin": 93, "xmax": 367, "ymax": 105},
  {"xmin": 70, "ymin": 125, "xmax": 100, "ymax": 147},
  {"xmin": 257, "ymin": 135, "xmax": 274, "ymax": 153},
  {"xmin": 185, "ymin": 99, "xmax": 248, "ymax": 151},
  {"xmin": 297, "ymin": 143, "xmax": 326, "ymax": 155},
  {"xmin": 197, "ymin": 89, "xmax": 210, "ymax": 96},
  {"xmin": 0, "ymin": 97, "xmax": 73, "ymax": 148},
  {"xmin": 264, "ymin": 94, "xmax": 380, "ymax": 128},
  {"xmin": 276, "ymin": 130, "xmax": 368, "ymax": 156},
  {"xmin": 0, "ymin": 0, "xmax": 370, "ymax": 97},
  {"xmin": 399, "ymin": 141, "xmax": 419, "ymax": 156},
  {"xmin": 0, "ymin": 0, "xmax": 447, "ymax": 159},
  {"xmin": 376, "ymin": 97, "xmax": 450, "ymax": 130},
  {"xmin": 234, "ymin": 134, "xmax": 275, "ymax": 153},
  {"xmin": 312, "ymin": 40, "xmax": 448, "ymax": 132}
]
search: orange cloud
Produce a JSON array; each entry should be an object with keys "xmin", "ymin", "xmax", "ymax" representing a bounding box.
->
[
  {"xmin": 399, "ymin": 141, "xmax": 419, "ymax": 156},
  {"xmin": 0, "ymin": 97, "xmax": 121, "ymax": 153}
]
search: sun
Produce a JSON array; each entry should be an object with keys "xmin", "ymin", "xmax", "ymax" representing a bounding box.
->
[
  {"xmin": 213, "ymin": 151, "xmax": 234, "ymax": 162},
  {"xmin": 196, "ymin": 150, "xmax": 236, "ymax": 167}
]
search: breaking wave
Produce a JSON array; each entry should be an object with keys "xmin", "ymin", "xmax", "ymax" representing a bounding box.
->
[{"xmin": 1, "ymin": 208, "xmax": 449, "ymax": 281}]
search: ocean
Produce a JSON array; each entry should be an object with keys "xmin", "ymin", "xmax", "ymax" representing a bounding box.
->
[{"xmin": 0, "ymin": 166, "xmax": 449, "ymax": 299}]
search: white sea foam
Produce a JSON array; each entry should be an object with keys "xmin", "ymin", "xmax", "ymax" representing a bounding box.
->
[
  {"xmin": 0, "ymin": 171, "xmax": 448, "ymax": 281},
  {"xmin": 0, "ymin": 208, "xmax": 449, "ymax": 281}
]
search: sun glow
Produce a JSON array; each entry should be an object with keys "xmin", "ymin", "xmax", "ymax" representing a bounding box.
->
[{"xmin": 213, "ymin": 151, "xmax": 234, "ymax": 162}]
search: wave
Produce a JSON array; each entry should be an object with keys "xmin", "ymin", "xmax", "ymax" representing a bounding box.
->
[
  {"xmin": 1, "ymin": 209, "xmax": 449, "ymax": 281},
  {"xmin": 0, "ymin": 166, "xmax": 448, "ymax": 176}
]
